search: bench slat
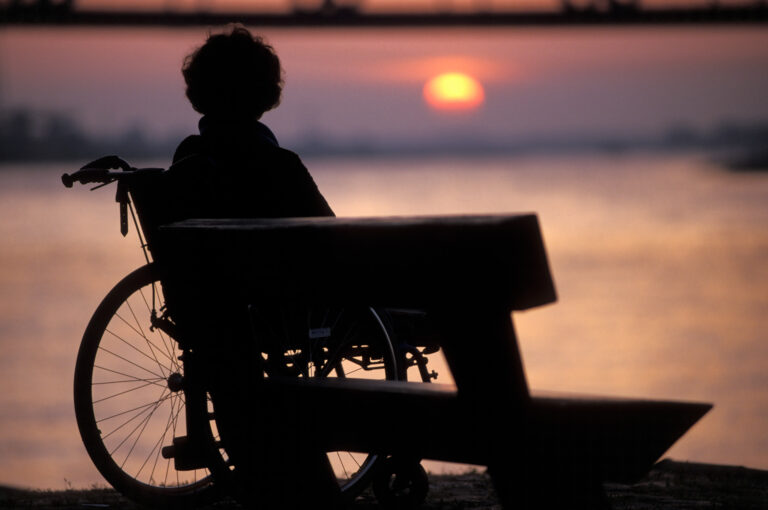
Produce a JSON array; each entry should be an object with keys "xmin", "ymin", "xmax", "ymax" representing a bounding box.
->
[{"xmin": 158, "ymin": 214, "xmax": 557, "ymax": 310}]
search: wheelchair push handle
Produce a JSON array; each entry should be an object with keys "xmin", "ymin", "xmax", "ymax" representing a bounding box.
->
[
  {"xmin": 61, "ymin": 155, "xmax": 144, "ymax": 237},
  {"xmin": 61, "ymin": 156, "xmax": 133, "ymax": 188}
]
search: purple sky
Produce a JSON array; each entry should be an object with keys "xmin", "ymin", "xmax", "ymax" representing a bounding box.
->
[{"xmin": 1, "ymin": 25, "xmax": 768, "ymax": 148}]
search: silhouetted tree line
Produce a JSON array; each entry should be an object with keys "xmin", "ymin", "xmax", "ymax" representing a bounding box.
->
[
  {"xmin": 1, "ymin": 107, "xmax": 766, "ymax": 164},
  {"xmin": 0, "ymin": 109, "xmax": 177, "ymax": 162}
]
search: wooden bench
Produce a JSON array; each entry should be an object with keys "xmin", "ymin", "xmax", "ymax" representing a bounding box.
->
[{"xmin": 157, "ymin": 214, "xmax": 711, "ymax": 509}]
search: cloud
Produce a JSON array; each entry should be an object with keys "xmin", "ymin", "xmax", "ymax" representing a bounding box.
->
[{"xmin": 361, "ymin": 55, "xmax": 527, "ymax": 84}]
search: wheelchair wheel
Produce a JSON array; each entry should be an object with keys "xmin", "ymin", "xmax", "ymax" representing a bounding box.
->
[
  {"xmin": 372, "ymin": 457, "xmax": 429, "ymax": 510},
  {"xmin": 246, "ymin": 305, "xmax": 402, "ymax": 500},
  {"xmin": 73, "ymin": 264, "xmax": 220, "ymax": 508}
]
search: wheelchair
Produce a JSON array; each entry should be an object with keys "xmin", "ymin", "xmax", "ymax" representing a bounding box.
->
[{"xmin": 64, "ymin": 156, "xmax": 439, "ymax": 508}]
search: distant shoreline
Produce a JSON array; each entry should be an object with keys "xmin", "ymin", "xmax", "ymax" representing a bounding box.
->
[
  {"xmin": 2, "ymin": 108, "xmax": 767, "ymax": 166},
  {"xmin": 2, "ymin": 459, "xmax": 767, "ymax": 509}
]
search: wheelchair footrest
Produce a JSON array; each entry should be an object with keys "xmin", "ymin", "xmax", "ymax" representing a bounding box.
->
[{"xmin": 161, "ymin": 435, "xmax": 210, "ymax": 471}]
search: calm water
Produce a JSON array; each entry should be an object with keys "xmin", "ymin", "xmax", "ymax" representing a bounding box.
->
[{"xmin": 1, "ymin": 152, "xmax": 767, "ymax": 489}]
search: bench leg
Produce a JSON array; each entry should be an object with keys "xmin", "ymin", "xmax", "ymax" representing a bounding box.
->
[
  {"xmin": 430, "ymin": 305, "xmax": 527, "ymax": 509},
  {"xmin": 431, "ymin": 306, "xmax": 610, "ymax": 509},
  {"xmin": 430, "ymin": 304, "xmax": 529, "ymax": 408},
  {"xmin": 488, "ymin": 459, "xmax": 609, "ymax": 510}
]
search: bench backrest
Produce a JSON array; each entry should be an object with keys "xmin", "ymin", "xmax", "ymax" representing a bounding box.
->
[{"xmin": 157, "ymin": 215, "xmax": 557, "ymax": 311}]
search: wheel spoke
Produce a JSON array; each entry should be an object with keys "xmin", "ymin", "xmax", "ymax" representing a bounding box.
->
[
  {"xmin": 113, "ymin": 301, "xmax": 177, "ymax": 368},
  {"xmin": 101, "ymin": 393, "xmax": 163, "ymax": 441},
  {"xmin": 342, "ymin": 365, "xmax": 364, "ymax": 376},
  {"xmin": 98, "ymin": 343, "xmax": 165, "ymax": 380},
  {"xmin": 137, "ymin": 390, "xmax": 183, "ymax": 480},
  {"xmin": 97, "ymin": 391, "xmax": 173, "ymax": 424},
  {"xmin": 107, "ymin": 313, "xmax": 176, "ymax": 374},
  {"xmin": 137, "ymin": 284, "xmax": 181, "ymax": 372},
  {"xmin": 124, "ymin": 300, "xmax": 171, "ymax": 378},
  {"xmin": 93, "ymin": 380, "xmax": 161, "ymax": 404},
  {"xmin": 93, "ymin": 364, "xmax": 166, "ymax": 387},
  {"xmin": 93, "ymin": 377, "xmax": 166, "ymax": 385},
  {"xmin": 154, "ymin": 326, "xmax": 180, "ymax": 373},
  {"xmin": 336, "ymin": 451, "xmax": 350, "ymax": 479},
  {"xmin": 148, "ymin": 396, "xmax": 175, "ymax": 485},
  {"xmin": 110, "ymin": 388, "xmax": 167, "ymax": 460},
  {"xmin": 173, "ymin": 395, "xmax": 181, "ymax": 489},
  {"xmin": 119, "ymin": 412, "xmax": 156, "ymax": 471},
  {"xmin": 163, "ymin": 418, "xmax": 173, "ymax": 487}
]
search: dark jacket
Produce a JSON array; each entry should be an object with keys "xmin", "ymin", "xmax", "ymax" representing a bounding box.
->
[{"xmin": 166, "ymin": 116, "xmax": 334, "ymax": 220}]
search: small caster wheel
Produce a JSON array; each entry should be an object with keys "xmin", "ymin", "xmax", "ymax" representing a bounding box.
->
[{"xmin": 372, "ymin": 457, "xmax": 428, "ymax": 509}]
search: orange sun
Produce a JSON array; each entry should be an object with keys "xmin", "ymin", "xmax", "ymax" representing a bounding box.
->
[{"xmin": 423, "ymin": 72, "xmax": 485, "ymax": 112}]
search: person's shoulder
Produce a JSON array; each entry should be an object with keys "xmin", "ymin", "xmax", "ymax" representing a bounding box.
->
[
  {"xmin": 250, "ymin": 143, "xmax": 307, "ymax": 171},
  {"xmin": 273, "ymin": 146, "xmax": 308, "ymax": 169},
  {"xmin": 172, "ymin": 135, "xmax": 204, "ymax": 163}
]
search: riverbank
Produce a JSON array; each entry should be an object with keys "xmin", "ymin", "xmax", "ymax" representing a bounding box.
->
[{"xmin": 2, "ymin": 459, "xmax": 766, "ymax": 509}]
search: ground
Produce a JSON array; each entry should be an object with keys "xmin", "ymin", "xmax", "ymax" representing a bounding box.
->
[{"xmin": 1, "ymin": 460, "xmax": 767, "ymax": 509}]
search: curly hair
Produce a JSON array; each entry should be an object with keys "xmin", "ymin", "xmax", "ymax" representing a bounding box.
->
[{"xmin": 182, "ymin": 25, "xmax": 283, "ymax": 119}]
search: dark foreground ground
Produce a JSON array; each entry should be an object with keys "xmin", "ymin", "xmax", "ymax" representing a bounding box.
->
[{"xmin": 2, "ymin": 459, "xmax": 767, "ymax": 509}]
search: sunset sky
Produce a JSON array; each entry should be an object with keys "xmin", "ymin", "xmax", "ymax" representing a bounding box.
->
[
  {"xmin": 2, "ymin": 3, "xmax": 768, "ymax": 489},
  {"xmin": 2, "ymin": 23, "xmax": 767, "ymax": 154}
]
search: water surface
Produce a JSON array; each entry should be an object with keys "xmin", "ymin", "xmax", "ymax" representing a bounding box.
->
[{"xmin": 1, "ymin": 152, "xmax": 766, "ymax": 489}]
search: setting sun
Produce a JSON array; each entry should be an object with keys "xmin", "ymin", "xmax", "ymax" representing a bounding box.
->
[{"xmin": 423, "ymin": 72, "xmax": 485, "ymax": 111}]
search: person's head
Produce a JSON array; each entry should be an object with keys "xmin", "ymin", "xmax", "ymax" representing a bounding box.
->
[{"xmin": 182, "ymin": 25, "xmax": 283, "ymax": 120}]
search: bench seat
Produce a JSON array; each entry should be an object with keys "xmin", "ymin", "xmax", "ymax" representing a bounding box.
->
[{"xmin": 252, "ymin": 376, "xmax": 710, "ymax": 484}]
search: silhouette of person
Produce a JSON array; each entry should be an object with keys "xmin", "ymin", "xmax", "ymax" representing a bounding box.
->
[
  {"xmin": 164, "ymin": 25, "xmax": 341, "ymax": 509},
  {"xmin": 168, "ymin": 24, "xmax": 334, "ymax": 220}
]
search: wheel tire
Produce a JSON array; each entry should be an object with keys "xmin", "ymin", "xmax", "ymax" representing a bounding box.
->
[
  {"xmin": 73, "ymin": 264, "xmax": 220, "ymax": 509},
  {"xmin": 215, "ymin": 305, "xmax": 401, "ymax": 502},
  {"xmin": 316, "ymin": 306, "xmax": 400, "ymax": 499}
]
